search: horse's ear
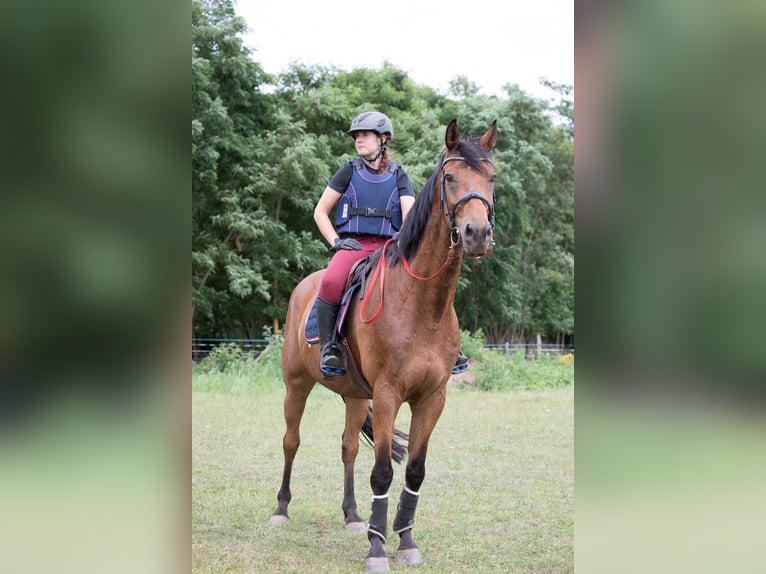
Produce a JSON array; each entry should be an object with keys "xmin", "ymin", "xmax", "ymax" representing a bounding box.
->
[
  {"xmin": 445, "ymin": 119, "xmax": 460, "ymax": 152},
  {"xmin": 479, "ymin": 120, "xmax": 498, "ymax": 152}
]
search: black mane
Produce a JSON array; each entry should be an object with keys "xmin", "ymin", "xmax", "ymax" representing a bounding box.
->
[{"xmin": 388, "ymin": 137, "xmax": 492, "ymax": 266}]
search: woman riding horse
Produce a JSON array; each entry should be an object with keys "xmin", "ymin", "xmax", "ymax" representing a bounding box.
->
[{"xmin": 312, "ymin": 111, "xmax": 468, "ymax": 377}]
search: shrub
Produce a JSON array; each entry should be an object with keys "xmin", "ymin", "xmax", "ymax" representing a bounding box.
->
[
  {"xmin": 252, "ymin": 329, "xmax": 284, "ymax": 382},
  {"xmin": 191, "ymin": 330, "xmax": 574, "ymax": 393},
  {"xmin": 192, "ymin": 331, "xmax": 285, "ymax": 391},
  {"xmin": 469, "ymin": 348, "xmax": 574, "ymax": 391},
  {"xmin": 459, "ymin": 328, "xmax": 487, "ymax": 359},
  {"xmin": 194, "ymin": 343, "xmax": 254, "ymax": 376}
]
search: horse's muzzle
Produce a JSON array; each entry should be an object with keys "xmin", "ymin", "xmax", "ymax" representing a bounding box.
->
[{"xmin": 460, "ymin": 222, "xmax": 493, "ymax": 257}]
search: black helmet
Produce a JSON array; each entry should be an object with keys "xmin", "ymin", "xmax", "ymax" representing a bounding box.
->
[{"xmin": 347, "ymin": 111, "xmax": 394, "ymax": 138}]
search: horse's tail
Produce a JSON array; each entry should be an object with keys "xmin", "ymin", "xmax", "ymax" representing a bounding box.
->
[{"xmin": 360, "ymin": 404, "xmax": 409, "ymax": 464}]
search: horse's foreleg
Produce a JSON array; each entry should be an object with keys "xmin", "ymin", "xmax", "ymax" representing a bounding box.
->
[
  {"xmin": 364, "ymin": 397, "xmax": 399, "ymax": 573},
  {"xmin": 342, "ymin": 398, "xmax": 368, "ymax": 532},
  {"xmin": 269, "ymin": 383, "xmax": 312, "ymax": 525},
  {"xmin": 393, "ymin": 476, "xmax": 424, "ymax": 565},
  {"xmin": 393, "ymin": 386, "xmax": 446, "ymax": 566}
]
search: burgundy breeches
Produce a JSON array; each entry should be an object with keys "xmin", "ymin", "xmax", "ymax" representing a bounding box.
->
[{"xmin": 318, "ymin": 236, "xmax": 390, "ymax": 304}]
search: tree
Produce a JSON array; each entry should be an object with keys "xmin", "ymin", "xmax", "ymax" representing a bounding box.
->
[
  {"xmin": 448, "ymin": 86, "xmax": 574, "ymax": 345},
  {"xmin": 192, "ymin": 0, "xmax": 274, "ymax": 333},
  {"xmin": 448, "ymin": 75, "xmax": 480, "ymax": 99},
  {"xmin": 191, "ymin": 2, "xmax": 574, "ymax": 345}
]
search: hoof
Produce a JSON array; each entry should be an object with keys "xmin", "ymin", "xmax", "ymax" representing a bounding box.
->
[
  {"xmin": 268, "ymin": 514, "xmax": 288, "ymax": 525},
  {"xmin": 365, "ymin": 556, "xmax": 391, "ymax": 573},
  {"xmin": 345, "ymin": 521, "xmax": 366, "ymax": 534},
  {"xmin": 396, "ymin": 548, "xmax": 424, "ymax": 566}
]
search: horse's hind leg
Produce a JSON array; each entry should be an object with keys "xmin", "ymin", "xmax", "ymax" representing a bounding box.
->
[
  {"xmin": 269, "ymin": 378, "xmax": 314, "ymax": 525},
  {"xmin": 342, "ymin": 398, "xmax": 369, "ymax": 532}
]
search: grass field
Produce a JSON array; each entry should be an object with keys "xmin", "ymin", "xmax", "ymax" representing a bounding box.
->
[{"xmin": 193, "ymin": 371, "xmax": 573, "ymax": 573}]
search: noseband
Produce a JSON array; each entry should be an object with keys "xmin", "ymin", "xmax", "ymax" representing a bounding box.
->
[{"xmin": 439, "ymin": 156, "xmax": 496, "ymax": 240}]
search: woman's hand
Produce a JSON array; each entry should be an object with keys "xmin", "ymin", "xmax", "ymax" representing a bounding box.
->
[{"xmin": 333, "ymin": 237, "xmax": 362, "ymax": 251}]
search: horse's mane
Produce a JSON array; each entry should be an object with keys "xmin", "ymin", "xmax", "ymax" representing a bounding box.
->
[{"xmin": 388, "ymin": 137, "xmax": 493, "ymax": 266}]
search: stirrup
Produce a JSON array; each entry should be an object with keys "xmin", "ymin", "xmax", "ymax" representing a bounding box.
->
[
  {"xmin": 452, "ymin": 353, "xmax": 469, "ymax": 375},
  {"xmin": 320, "ymin": 345, "xmax": 345, "ymax": 376},
  {"xmin": 321, "ymin": 363, "xmax": 345, "ymax": 376}
]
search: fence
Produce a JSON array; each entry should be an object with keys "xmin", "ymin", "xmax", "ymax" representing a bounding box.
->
[
  {"xmin": 192, "ymin": 338, "xmax": 573, "ymax": 362},
  {"xmin": 192, "ymin": 338, "xmax": 270, "ymax": 362},
  {"xmin": 485, "ymin": 343, "xmax": 575, "ymax": 355}
]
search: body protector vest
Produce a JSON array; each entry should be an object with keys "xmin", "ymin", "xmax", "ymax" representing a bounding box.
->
[{"xmin": 335, "ymin": 158, "xmax": 403, "ymax": 237}]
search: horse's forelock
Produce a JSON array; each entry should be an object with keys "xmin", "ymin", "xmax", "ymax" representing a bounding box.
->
[{"xmin": 458, "ymin": 138, "xmax": 493, "ymax": 173}]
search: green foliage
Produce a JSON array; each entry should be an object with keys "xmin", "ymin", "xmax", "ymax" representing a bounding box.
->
[
  {"xmin": 445, "ymin": 88, "xmax": 574, "ymax": 344},
  {"xmin": 193, "ymin": 342, "xmax": 258, "ymax": 378},
  {"xmin": 469, "ymin": 349, "xmax": 574, "ymax": 392},
  {"xmin": 448, "ymin": 75, "xmax": 481, "ymax": 99},
  {"xmin": 459, "ymin": 328, "xmax": 487, "ymax": 358},
  {"xmin": 192, "ymin": 332, "xmax": 284, "ymax": 391},
  {"xmin": 252, "ymin": 329, "xmax": 284, "ymax": 380},
  {"xmin": 191, "ymin": 0, "xmax": 574, "ymax": 346}
]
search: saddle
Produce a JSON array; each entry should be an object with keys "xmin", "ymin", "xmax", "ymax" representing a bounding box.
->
[
  {"xmin": 303, "ymin": 248, "xmax": 385, "ymax": 395},
  {"xmin": 304, "ymin": 247, "xmax": 384, "ymax": 344}
]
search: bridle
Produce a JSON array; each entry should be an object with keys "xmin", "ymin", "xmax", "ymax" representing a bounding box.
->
[{"xmin": 439, "ymin": 155, "xmax": 496, "ymax": 247}]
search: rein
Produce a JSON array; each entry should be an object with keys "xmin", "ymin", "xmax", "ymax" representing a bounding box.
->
[
  {"xmin": 360, "ymin": 237, "xmax": 457, "ymax": 324},
  {"xmin": 400, "ymin": 241, "xmax": 456, "ymax": 280},
  {"xmin": 360, "ymin": 238, "xmax": 393, "ymax": 323},
  {"xmin": 359, "ymin": 154, "xmax": 494, "ymax": 323}
]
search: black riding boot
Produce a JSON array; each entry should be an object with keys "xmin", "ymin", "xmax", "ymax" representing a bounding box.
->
[{"xmin": 316, "ymin": 298, "xmax": 345, "ymax": 376}]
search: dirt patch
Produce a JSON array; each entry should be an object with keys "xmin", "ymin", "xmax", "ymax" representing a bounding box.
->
[{"xmin": 448, "ymin": 370, "xmax": 475, "ymax": 387}]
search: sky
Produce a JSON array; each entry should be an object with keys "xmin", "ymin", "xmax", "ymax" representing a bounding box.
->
[{"xmin": 237, "ymin": 0, "xmax": 573, "ymax": 100}]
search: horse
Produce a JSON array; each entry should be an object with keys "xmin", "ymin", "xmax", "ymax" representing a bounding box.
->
[{"xmin": 270, "ymin": 119, "xmax": 498, "ymax": 573}]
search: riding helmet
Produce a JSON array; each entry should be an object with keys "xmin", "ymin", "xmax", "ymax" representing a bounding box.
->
[{"xmin": 347, "ymin": 111, "xmax": 394, "ymax": 138}]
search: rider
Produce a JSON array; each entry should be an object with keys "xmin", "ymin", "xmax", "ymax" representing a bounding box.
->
[{"xmin": 313, "ymin": 111, "xmax": 416, "ymax": 377}]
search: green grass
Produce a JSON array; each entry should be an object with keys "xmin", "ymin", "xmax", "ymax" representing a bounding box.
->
[{"xmin": 193, "ymin": 368, "xmax": 573, "ymax": 573}]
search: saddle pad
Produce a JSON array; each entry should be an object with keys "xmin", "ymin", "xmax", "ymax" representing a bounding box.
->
[{"xmin": 304, "ymin": 300, "xmax": 320, "ymax": 344}]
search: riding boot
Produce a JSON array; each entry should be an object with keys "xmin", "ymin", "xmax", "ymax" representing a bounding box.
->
[
  {"xmin": 452, "ymin": 348, "xmax": 469, "ymax": 374},
  {"xmin": 316, "ymin": 298, "xmax": 345, "ymax": 376}
]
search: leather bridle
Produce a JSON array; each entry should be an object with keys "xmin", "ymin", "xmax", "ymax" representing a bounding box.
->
[{"xmin": 439, "ymin": 156, "xmax": 496, "ymax": 241}]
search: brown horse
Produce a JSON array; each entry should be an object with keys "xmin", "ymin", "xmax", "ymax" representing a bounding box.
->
[{"xmin": 270, "ymin": 119, "xmax": 498, "ymax": 572}]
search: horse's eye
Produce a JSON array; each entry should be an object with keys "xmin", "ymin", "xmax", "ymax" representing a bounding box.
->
[{"xmin": 444, "ymin": 173, "xmax": 455, "ymax": 184}]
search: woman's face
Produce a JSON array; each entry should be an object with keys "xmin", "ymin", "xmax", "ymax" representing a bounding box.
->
[{"xmin": 353, "ymin": 131, "xmax": 382, "ymax": 158}]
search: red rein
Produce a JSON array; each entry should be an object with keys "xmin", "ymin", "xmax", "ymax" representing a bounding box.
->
[{"xmin": 360, "ymin": 239, "xmax": 456, "ymax": 323}]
